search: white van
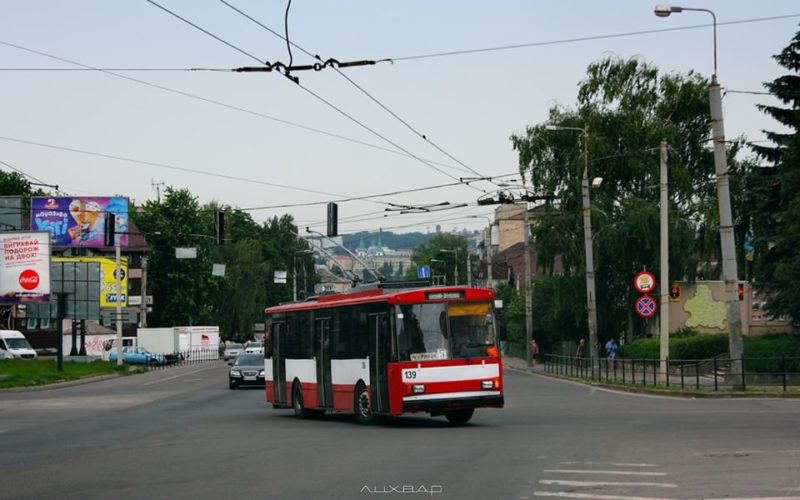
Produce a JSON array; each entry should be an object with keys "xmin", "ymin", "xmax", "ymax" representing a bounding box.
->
[{"xmin": 0, "ymin": 330, "xmax": 38, "ymax": 359}]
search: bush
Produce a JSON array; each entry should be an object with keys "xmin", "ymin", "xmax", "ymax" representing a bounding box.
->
[{"xmin": 619, "ymin": 333, "xmax": 800, "ymax": 371}]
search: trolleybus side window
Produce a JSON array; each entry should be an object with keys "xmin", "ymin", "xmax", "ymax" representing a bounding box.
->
[
  {"xmin": 333, "ymin": 306, "xmax": 369, "ymax": 359},
  {"xmin": 396, "ymin": 303, "xmax": 449, "ymax": 361}
]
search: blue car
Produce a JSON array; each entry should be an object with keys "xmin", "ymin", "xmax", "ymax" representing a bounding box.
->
[{"xmin": 109, "ymin": 346, "xmax": 166, "ymax": 365}]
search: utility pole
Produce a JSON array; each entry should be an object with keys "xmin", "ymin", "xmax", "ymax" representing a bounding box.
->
[
  {"xmin": 523, "ymin": 205, "xmax": 533, "ymax": 367},
  {"xmin": 710, "ymin": 76, "xmax": 744, "ymax": 387},
  {"xmin": 140, "ymin": 257, "xmax": 148, "ymax": 328},
  {"xmin": 466, "ymin": 251, "xmax": 472, "ymax": 288},
  {"xmin": 660, "ymin": 140, "xmax": 669, "ymax": 377},
  {"xmin": 654, "ymin": 2, "xmax": 744, "ymax": 390},
  {"xmin": 115, "ymin": 231, "xmax": 123, "ymax": 367}
]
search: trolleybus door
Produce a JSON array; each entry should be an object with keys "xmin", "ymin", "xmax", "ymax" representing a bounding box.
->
[
  {"xmin": 368, "ymin": 312, "xmax": 390, "ymax": 413},
  {"xmin": 272, "ymin": 322, "xmax": 287, "ymax": 405},
  {"xmin": 315, "ymin": 316, "xmax": 332, "ymax": 408}
]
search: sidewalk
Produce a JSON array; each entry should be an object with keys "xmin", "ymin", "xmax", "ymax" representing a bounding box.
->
[
  {"xmin": 500, "ymin": 354, "xmax": 800, "ymax": 398},
  {"xmin": 502, "ymin": 354, "xmax": 546, "ymax": 374}
]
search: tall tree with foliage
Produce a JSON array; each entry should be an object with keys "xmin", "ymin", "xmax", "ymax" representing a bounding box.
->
[
  {"xmin": 751, "ymin": 26, "xmax": 800, "ymax": 322},
  {"xmin": 133, "ymin": 187, "xmax": 219, "ymax": 327},
  {"xmin": 407, "ymin": 234, "xmax": 468, "ymax": 285},
  {"xmin": 134, "ymin": 191, "xmax": 316, "ymax": 338},
  {"xmin": 511, "ymin": 57, "xmax": 734, "ymax": 343}
]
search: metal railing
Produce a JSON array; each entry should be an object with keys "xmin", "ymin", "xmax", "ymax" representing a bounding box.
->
[
  {"xmin": 146, "ymin": 349, "xmax": 222, "ymax": 370},
  {"xmin": 542, "ymin": 354, "xmax": 800, "ymax": 392}
]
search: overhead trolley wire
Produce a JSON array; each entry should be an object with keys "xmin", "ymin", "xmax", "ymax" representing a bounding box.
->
[
  {"xmin": 218, "ymin": 0, "xmax": 493, "ymax": 185},
  {"xmin": 0, "ymin": 135, "xmax": 369, "ymax": 200},
  {"xmin": 386, "ymin": 13, "xmax": 800, "ymax": 62},
  {"xmin": 0, "ymin": 40, "xmax": 472, "ymax": 175},
  {"xmin": 146, "ymin": 0, "xmax": 484, "ymax": 190}
]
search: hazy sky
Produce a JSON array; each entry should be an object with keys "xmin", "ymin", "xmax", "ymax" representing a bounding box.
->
[{"xmin": 2, "ymin": 1, "xmax": 798, "ymax": 237}]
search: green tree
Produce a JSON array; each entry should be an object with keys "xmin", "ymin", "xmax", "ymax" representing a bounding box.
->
[
  {"xmin": 0, "ymin": 170, "xmax": 49, "ymax": 223},
  {"xmin": 751, "ymin": 26, "xmax": 800, "ymax": 322},
  {"xmin": 406, "ymin": 234, "xmax": 468, "ymax": 285},
  {"xmin": 133, "ymin": 191, "xmax": 316, "ymax": 338},
  {"xmin": 133, "ymin": 187, "xmax": 219, "ymax": 327},
  {"xmin": 510, "ymin": 56, "xmax": 730, "ymax": 343}
]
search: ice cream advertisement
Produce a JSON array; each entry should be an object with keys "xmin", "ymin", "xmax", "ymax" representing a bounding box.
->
[{"xmin": 31, "ymin": 197, "xmax": 129, "ymax": 247}]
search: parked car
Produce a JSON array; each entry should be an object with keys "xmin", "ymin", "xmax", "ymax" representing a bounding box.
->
[
  {"xmin": 223, "ymin": 342, "xmax": 244, "ymax": 361},
  {"xmin": 228, "ymin": 354, "xmax": 265, "ymax": 389},
  {"xmin": 244, "ymin": 341, "xmax": 263, "ymax": 354},
  {"xmin": 108, "ymin": 346, "xmax": 166, "ymax": 365},
  {"xmin": 0, "ymin": 330, "xmax": 37, "ymax": 359}
]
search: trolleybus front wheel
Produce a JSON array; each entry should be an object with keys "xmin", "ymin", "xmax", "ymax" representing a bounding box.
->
[
  {"xmin": 353, "ymin": 382, "xmax": 376, "ymax": 425},
  {"xmin": 444, "ymin": 408, "xmax": 474, "ymax": 425}
]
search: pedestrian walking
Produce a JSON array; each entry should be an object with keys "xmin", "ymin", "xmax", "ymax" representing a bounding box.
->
[
  {"xmin": 575, "ymin": 338, "xmax": 585, "ymax": 366},
  {"xmin": 605, "ymin": 337, "xmax": 619, "ymax": 369},
  {"xmin": 498, "ymin": 322, "xmax": 507, "ymax": 356},
  {"xmin": 530, "ymin": 339, "xmax": 540, "ymax": 366},
  {"xmin": 218, "ymin": 340, "xmax": 226, "ymax": 360}
]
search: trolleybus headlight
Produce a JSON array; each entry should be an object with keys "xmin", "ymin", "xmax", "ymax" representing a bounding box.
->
[
  {"xmin": 481, "ymin": 380, "xmax": 494, "ymax": 389},
  {"xmin": 412, "ymin": 384, "xmax": 425, "ymax": 394}
]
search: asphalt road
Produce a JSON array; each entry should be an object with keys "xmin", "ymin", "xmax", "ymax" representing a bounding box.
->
[{"xmin": 0, "ymin": 361, "xmax": 798, "ymax": 500}]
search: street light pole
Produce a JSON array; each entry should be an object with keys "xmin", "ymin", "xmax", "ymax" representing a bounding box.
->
[
  {"xmin": 439, "ymin": 249, "xmax": 459, "ymax": 285},
  {"xmin": 654, "ymin": 4, "xmax": 744, "ymax": 387},
  {"xmin": 468, "ymin": 215, "xmax": 494, "ymax": 288},
  {"xmin": 546, "ymin": 124, "xmax": 599, "ymax": 365},
  {"xmin": 660, "ymin": 140, "xmax": 670, "ymax": 377},
  {"xmin": 523, "ymin": 204, "xmax": 533, "ymax": 367}
]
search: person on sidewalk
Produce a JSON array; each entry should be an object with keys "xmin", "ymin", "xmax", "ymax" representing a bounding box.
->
[
  {"xmin": 575, "ymin": 338, "xmax": 585, "ymax": 365},
  {"xmin": 529, "ymin": 339, "xmax": 539, "ymax": 366},
  {"xmin": 498, "ymin": 322, "xmax": 508, "ymax": 356},
  {"xmin": 605, "ymin": 337, "xmax": 619, "ymax": 369}
]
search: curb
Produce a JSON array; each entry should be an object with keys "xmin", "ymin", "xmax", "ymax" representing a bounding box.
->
[
  {"xmin": 505, "ymin": 364, "xmax": 800, "ymax": 399},
  {"xmin": 0, "ymin": 374, "xmax": 124, "ymax": 393}
]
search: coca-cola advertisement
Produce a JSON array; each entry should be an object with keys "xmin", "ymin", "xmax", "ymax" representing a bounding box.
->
[{"xmin": 0, "ymin": 232, "xmax": 51, "ymax": 304}]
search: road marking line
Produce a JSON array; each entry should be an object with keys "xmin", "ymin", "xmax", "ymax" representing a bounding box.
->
[
  {"xmin": 560, "ymin": 462, "xmax": 660, "ymax": 468},
  {"xmin": 540, "ymin": 480, "xmax": 677, "ymax": 488},
  {"xmin": 704, "ymin": 497, "xmax": 800, "ymax": 500},
  {"xmin": 544, "ymin": 470, "xmax": 667, "ymax": 477},
  {"xmin": 143, "ymin": 367, "xmax": 215, "ymax": 386},
  {"xmin": 534, "ymin": 492, "xmax": 676, "ymax": 500}
]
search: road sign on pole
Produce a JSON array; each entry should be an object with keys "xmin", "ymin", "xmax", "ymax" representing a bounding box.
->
[
  {"xmin": 417, "ymin": 265, "xmax": 431, "ymax": 279},
  {"xmin": 633, "ymin": 271, "xmax": 657, "ymax": 294},
  {"xmin": 635, "ymin": 294, "xmax": 657, "ymax": 318}
]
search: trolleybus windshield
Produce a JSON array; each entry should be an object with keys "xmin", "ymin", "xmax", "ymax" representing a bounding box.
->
[{"xmin": 396, "ymin": 301, "xmax": 494, "ymax": 361}]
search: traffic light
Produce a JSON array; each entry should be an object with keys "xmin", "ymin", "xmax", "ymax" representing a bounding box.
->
[
  {"xmin": 215, "ymin": 210, "xmax": 225, "ymax": 245},
  {"xmin": 738, "ymin": 283, "xmax": 745, "ymax": 301},
  {"xmin": 669, "ymin": 284, "xmax": 681, "ymax": 301},
  {"xmin": 326, "ymin": 202, "xmax": 338, "ymax": 237},
  {"xmin": 104, "ymin": 213, "xmax": 116, "ymax": 247}
]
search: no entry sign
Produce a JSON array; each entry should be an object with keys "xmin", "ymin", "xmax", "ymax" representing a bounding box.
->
[{"xmin": 635, "ymin": 294, "xmax": 657, "ymax": 318}]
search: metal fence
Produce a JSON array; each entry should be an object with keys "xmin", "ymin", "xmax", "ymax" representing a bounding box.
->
[
  {"xmin": 146, "ymin": 349, "xmax": 222, "ymax": 370},
  {"xmin": 542, "ymin": 354, "xmax": 800, "ymax": 392}
]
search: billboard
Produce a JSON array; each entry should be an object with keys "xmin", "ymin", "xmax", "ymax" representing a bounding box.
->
[
  {"xmin": 31, "ymin": 197, "xmax": 129, "ymax": 247},
  {"xmin": 0, "ymin": 232, "xmax": 51, "ymax": 304},
  {"xmin": 53, "ymin": 257, "xmax": 128, "ymax": 307}
]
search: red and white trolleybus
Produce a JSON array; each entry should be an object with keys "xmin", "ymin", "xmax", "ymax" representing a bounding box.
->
[{"xmin": 262, "ymin": 283, "xmax": 504, "ymax": 424}]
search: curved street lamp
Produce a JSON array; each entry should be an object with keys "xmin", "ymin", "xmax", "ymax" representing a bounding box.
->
[
  {"xmin": 546, "ymin": 124, "xmax": 600, "ymax": 367},
  {"xmin": 653, "ymin": 4, "xmax": 744, "ymax": 387}
]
